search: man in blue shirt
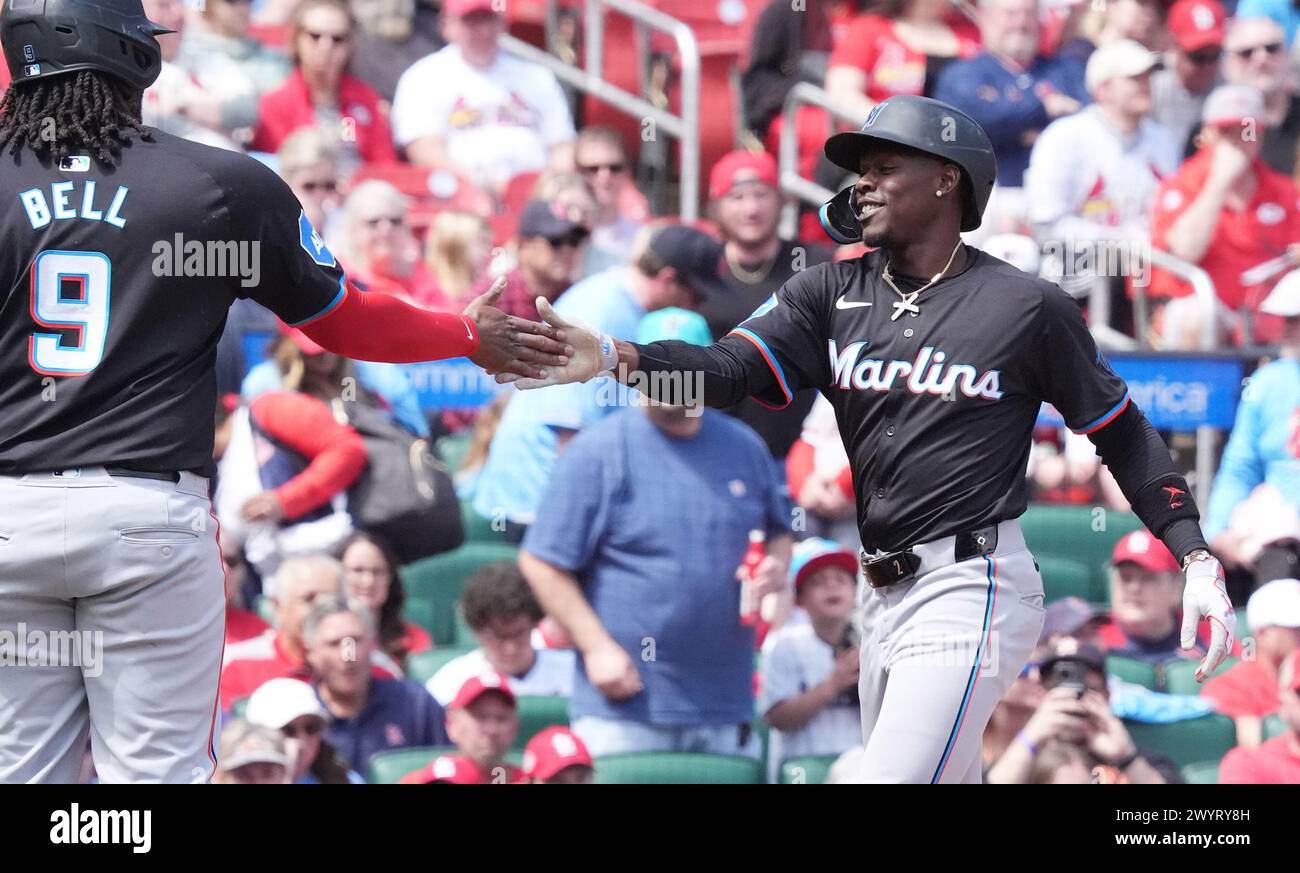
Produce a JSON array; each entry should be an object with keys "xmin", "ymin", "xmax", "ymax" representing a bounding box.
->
[
  {"xmin": 519, "ymin": 309, "xmax": 794, "ymax": 757},
  {"xmin": 472, "ymin": 226, "xmax": 730, "ymax": 532},
  {"xmin": 308, "ymin": 596, "xmax": 449, "ymax": 777},
  {"xmin": 934, "ymin": 0, "xmax": 1088, "ymax": 188},
  {"xmin": 1206, "ymin": 274, "xmax": 1300, "ymax": 586}
]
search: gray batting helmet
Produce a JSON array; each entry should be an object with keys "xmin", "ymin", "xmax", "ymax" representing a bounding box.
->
[
  {"xmin": 1, "ymin": 0, "xmax": 173, "ymax": 92},
  {"xmin": 820, "ymin": 95, "xmax": 998, "ymax": 238}
]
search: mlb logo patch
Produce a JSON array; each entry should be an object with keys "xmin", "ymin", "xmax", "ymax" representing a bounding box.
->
[
  {"xmin": 24, "ymin": 63, "xmax": 40, "ymax": 77},
  {"xmin": 298, "ymin": 210, "xmax": 336, "ymax": 268}
]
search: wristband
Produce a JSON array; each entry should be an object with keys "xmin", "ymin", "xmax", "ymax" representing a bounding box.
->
[
  {"xmin": 1015, "ymin": 731, "xmax": 1040, "ymax": 758},
  {"xmin": 598, "ymin": 333, "xmax": 619, "ymax": 374}
]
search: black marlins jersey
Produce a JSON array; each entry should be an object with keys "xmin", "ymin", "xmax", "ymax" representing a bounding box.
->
[
  {"xmin": 0, "ymin": 131, "xmax": 348, "ymax": 475},
  {"xmin": 724, "ymin": 248, "xmax": 1130, "ymax": 553}
]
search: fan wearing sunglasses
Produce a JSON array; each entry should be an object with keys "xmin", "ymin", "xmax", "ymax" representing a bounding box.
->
[
  {"xmin": 1222, "ymin": 16, "xmax": 1300, "ymax": 174},
  {"xmin": 245, "ymin": 678, "xmax": 363, "ymax": 784},
  {"xmin": 252, "ymin": 0, "xmax": 396, "ymax": 166}
]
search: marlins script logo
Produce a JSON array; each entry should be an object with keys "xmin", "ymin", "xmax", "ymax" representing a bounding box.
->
[{"xmin": 829, "ymin": 339, "xmax": 1003, "ymax": 399}]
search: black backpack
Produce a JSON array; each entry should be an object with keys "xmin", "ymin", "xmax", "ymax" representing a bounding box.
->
[{"xmin": 334, "ymin": 398, "xmax": 464, "ymax": 564}]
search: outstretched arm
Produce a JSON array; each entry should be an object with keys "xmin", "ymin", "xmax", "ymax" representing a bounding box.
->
[
  {"xmin": 299, "ymin": 277, "xmax": 571, "ymax": 379},
  {"xmin": 500, "ymin": 291, "xmax": 821, "ymax": 411}
]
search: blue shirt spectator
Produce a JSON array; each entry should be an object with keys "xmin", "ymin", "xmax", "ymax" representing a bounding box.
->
[
  {"xmin": 1236, "ymin": 0, "xmax": 1300, "ymax": 45},
  {"xmin": 1204, "ymin": 356, "xmax": 1300, "ymax": 540},
  {"xmin": 522, "ymin": 405, "xmax": 793, "ymax": 727},
  {"xmin": 934, "ymin": 0, "xmax": 1088, "ymax": 188}
]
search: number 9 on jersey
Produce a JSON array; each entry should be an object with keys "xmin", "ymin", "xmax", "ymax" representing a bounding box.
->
[{"xmin": 29, "ymin": 249, "xmax": 111, "ymax": 376}]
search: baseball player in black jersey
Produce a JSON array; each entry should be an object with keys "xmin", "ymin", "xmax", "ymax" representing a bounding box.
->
[
  {"xmin": 510, "ymin": 96, "xmax": 1236, "ymax": 783},
  {"xmin": 0, "ymin": 0, "xmax": 570, "ymax": 783}
]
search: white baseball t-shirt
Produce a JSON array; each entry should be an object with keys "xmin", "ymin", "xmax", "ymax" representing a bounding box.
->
[{"xmin": 392, "ymin": 45, "xmax": 575, "ymax": 190}]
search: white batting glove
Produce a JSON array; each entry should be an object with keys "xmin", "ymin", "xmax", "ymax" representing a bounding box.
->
[
  {"xmin": 1180, "ymin": 552, "xmax": 1235, "ymax": 682},
  {"xmin": 497, "ymin": 297, "xmax": 617, "ymax": 389}
]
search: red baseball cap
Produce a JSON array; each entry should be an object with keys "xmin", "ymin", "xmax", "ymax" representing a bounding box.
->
[
  {"xmin": 449, "ymin": 672, "xmax": 516, "ymax": 711},
  {"xmin": 708, "ymin": 150, "xmax": 778, "ymax": 200},
  {"xmin": 522, "ymin": 726, "xmax": 594, "ymax": 781},
  {"xmin": 399, "ymin": 755, "xmax": 482, "ymax": 784},
  {"xmin": 1111, "ymin": 529, "xmax": 1180, "ymax": 573},
  {"xmin": 1167, "ymin": 0, "xmax": 1225, "ymax": 53},
  {"xmin": 443, "ymin": 0, "xmax": 500, "ymax": 17}
]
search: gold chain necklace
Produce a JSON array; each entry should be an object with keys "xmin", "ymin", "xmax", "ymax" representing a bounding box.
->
[
  {"xmin": 726, "ymin": 246, "xmax": 781, "ymax": 285},
  {"xmin": 881, "ymin": 239, "xmax": 964, "ymax": 321}
]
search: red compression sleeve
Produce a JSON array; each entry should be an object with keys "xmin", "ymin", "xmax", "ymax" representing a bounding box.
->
[{"xmin": 299, "ymin": 282, "xmax": 479, "ymax": 363}]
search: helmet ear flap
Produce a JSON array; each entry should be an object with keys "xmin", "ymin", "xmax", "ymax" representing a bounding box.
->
[{"xmin": 818, "ymin": 186, "xmax": 862, "ymax": 245}]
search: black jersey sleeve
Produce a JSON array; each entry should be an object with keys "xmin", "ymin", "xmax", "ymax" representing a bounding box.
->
[
  {"xmin": 1030, "ymin": 285, "xmax": 1130, "ymax": 434},
  {"xmin": 722, "ymin": 265, "xmax": 833, "ymax": 408},
  {"xmin": 222, "ymin": 158, "xmax": 347, "ymax": 326}
]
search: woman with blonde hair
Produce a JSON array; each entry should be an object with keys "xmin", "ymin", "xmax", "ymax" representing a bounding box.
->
[{"xmin": 425, "ymin": 211, "xmax": 495, "ymax": 310}]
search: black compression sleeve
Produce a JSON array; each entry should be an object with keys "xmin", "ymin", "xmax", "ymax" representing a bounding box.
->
[
  {"xmin": 630, "ymin": 336, "xmax": 769, "ymax": 408},
  {"xmin": 1086, "ymin": 402, "xmax": 1208, "ymax": 563}
]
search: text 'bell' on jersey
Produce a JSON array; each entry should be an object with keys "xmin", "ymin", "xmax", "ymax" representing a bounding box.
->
[
  {"xmin": 727, "ymin": 249, "xmax": 1129, "ymax": 553},
  {"xmin": 0, "ymin": 131, "xmax": 347, "ymax": 475}
]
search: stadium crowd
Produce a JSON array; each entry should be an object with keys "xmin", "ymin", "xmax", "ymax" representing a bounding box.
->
[{"xmin": 5, "ymin": 0, "xmax": 1300, "ymax": 783}]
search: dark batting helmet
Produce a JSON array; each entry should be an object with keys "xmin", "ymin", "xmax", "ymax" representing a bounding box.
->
[
  {"xmin": 818, "ymin": 95, "xmax": 998, "ymax": 242},
  {"xmin": 1, "ymin": 0, "xmax": 173, "ymax": 92}
]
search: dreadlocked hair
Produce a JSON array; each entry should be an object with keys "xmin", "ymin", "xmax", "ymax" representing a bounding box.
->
[{"xmin": 0, "ymin": 70, "xmax": 152, "ymax": 167}]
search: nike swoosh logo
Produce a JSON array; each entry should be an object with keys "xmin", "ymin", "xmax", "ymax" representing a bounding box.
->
[{"xmin": 835, "ymin": 296, "xmax": 872, "ymax": 310}]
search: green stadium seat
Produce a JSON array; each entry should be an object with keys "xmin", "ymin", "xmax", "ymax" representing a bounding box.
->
[
  {"xmin": 453, "ymin": 605, "xmax": 477, "ymax": 646},
  {"xmin": 435, "ymin": 432, "xmax": 473, "ymax": 473},
  {"xmin": 1122, "ymin": 713, "xmax": 1237, "ymax": 769},
  {"xmin": 1021, "ymin": 505, "xmax": 1143, "ymax": 594},
  {"xmin": 593, "ymin": 752, "xmax": 764, "ymax": 784},
  {"xmin": 1181, "ymin": 761, "xmax": 1219, "ymax": 784},
  {"xmin": 402, "ymin": 599, "xmax": 437, "ymax": 641},
  {"xmin": 1262, "ymin": 714, "xmax": 1286, "ymax": 740},
  {"xmin": 514, "ymin": 695, "xmax": 571, "ymax": 749},
  {"xmin": 367, "ymin": 746, "xmax": 526, "ymax": 783},
  {"xmin": 1107, "ymin": 655, "xmax": 1159, "ymax": 690},
  {"xmin": 462, "ymin": 500, "xmax": 510, "ymax": 543},
  {"xmin": 402, "ymin": 543, "xmax": 519, "ymax": 644},
  {"xmin": 368, "ymin": 746, "xmax": 454, "ymax": 784},
  {"xmin": 779, "ymin": 755, "xmax": 838, "ymax": 784},
  {"xmin": 1162, "ymin": 657, "xmax": 1238, "ymax": 696},
  {"xmin": 405, "ymin": 645, "xmax": 477, "ymax": 686},
  {"xmin": 1037, "ymin": 556, "xmax": 1099, "ymax": 604}
]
